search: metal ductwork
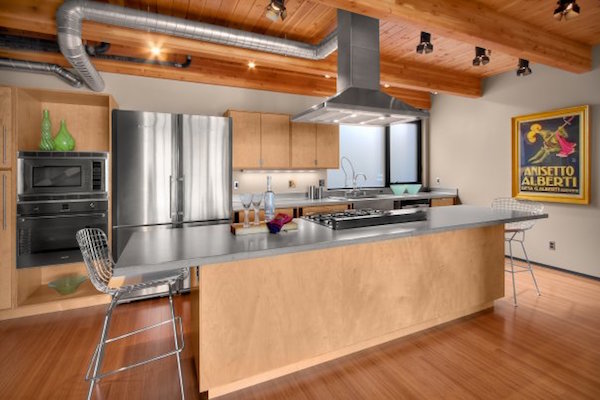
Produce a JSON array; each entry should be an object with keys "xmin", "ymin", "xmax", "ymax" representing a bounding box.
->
[
  {"xmin": 56, "ymin": 0, "xmax": 338, "ymax": 91},
  {"xmin": 292, "ymin": 11, "xmax": 429, "ymax": 126},
  {"xmin": 0, "ymin": 57, "xmax": 83, "ymax": 88}
]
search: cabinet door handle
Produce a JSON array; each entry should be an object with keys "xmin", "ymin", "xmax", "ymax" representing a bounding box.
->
[
  {"xmin": 2, "ymin": 174, "xmax": 6, "ymax": 231},
  {"xmin": 2, "ymin": 125, "xmax": 6, "ymax": 164}
]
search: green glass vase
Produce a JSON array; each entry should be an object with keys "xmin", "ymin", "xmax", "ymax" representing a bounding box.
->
[
  {"xmin": 39, "ymin": 109, "xmax": 54, "ymax": 151},
  {"xmin": 54, "ymin": 120, "xmax": 76, "ymax": 151}
]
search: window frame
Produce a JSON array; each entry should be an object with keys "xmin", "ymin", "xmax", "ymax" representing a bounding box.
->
[{"xmin": 385, "ymin": 120, "xmax": 423, "ymax": 186}]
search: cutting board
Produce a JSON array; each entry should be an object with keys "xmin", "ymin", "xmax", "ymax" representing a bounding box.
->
[{"xmin": 230, "ymin": 221, "xmax": 298, "ymax": 235}]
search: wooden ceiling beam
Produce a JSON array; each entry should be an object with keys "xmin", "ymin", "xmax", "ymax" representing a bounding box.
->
[
  {"xmin": 0, "ymin": 2, "xmax": 480, "ymax": 97},
  {"xmin": 313, "ymin": 0, "xmax": 592, "ymax": 73},
  {"xmin": 0, "ymin": 49, "xmax": 433, "ymax": 110}
]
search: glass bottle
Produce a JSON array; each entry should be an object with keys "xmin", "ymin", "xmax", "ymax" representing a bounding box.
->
[
  {"xmin": 39, "ymin": 109, "xmax": 54, "ymax": 151},
  {"xmin": 264, "ymin": 176, "xmax": 276, "ymax": 222},
  {"xmin": 54, "ymin": 119, "xmax": 76, "ymax": 151}
]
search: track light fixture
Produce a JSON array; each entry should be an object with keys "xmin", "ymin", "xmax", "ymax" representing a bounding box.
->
[
  {"xmin": 517, "ymin": 59, "xmax": 532, "ymax": 76},
  {"xmin": 472, "ymin": 47, "xmax": 490, "ymax": 66},
  {"xmin": 416, "ymin": 31, "xmax": 433, "ymax": 54},
  {"xmin": 554, "ymin": 0, "xmax": 580, "ymax": 21},
  {"xmin": 265, "ymin": 0, "xmax": 287, "ymax": 22}
]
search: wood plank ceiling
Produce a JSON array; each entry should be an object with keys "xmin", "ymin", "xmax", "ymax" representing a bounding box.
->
[{"xmin": 0, "ymin": 0, "xmax": 598, "ymax": 108}]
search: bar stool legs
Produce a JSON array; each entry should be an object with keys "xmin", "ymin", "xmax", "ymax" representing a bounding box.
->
[
  {"xmin": 169, "ymin": 282, "xmax": 186, "ymax": 400},
  {"xmin": 505, "ymin": 231, "xmax": 541, "ymax": 307}
]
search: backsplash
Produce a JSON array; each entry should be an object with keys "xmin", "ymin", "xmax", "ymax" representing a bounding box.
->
[{"xmin": 233, "ymin": 170, "xmax": 328, "ymax": 195}]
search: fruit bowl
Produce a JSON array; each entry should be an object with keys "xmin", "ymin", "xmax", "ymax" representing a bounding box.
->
[{"xmin": 48, "ymin": 275, "xmax": 87, "ymax": 295}]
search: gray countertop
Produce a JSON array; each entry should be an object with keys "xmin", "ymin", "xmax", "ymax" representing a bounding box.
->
[
  {"xmin": 232, "ymin": 190, "xmax": 458, "ymax": 211},
  {"xmin": 114, "ymin": 205, "xmax": 547, "ymax": 277}
]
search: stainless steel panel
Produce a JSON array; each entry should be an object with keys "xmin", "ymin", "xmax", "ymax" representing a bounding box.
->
[
  {"xmin": 113, "ymin": 110, "xmax": 174, "ymax": 227},
  {"xmin": 180, "ymin": 115, "xmax": 231, "ymax": 222}
]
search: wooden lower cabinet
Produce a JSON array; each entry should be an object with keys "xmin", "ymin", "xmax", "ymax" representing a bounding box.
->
[
  {"xmin": 300, "ymin": 204, "xmax": 349, "ymax": 216},
  {"xmin": 236, "ymin": 208, "xmax": 295, "ymax": 223},
  {"xmin": 0, "ymin": 171, "xmax": 12, "ymax": 310},
  {"xmin": 431, "ymin": 197, "xmax": 456, "ymax": 207}
]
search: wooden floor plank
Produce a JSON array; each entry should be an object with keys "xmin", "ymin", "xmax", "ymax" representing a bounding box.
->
[{"xmin": 0, "ymin": 262, "xmax": 598, "ymax": 400}]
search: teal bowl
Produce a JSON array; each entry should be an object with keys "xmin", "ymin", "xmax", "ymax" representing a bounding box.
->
[
  {"xmin": 390, "ymin": 185, "xmax": 407, "ymax": 195},
  {"xmin": 405, "ymin": 184, "xmax": 422, "ymax": 195},
  {"xmin": 48, "ymin": 275, "xmax": 87, "ymax": 295}
]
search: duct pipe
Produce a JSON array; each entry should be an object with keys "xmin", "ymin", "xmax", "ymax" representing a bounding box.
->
[
  {"xmin": 56, "ymin": 0, "xmax": 338, "ymax": 91},
  {"xmin": 0, "ymin": 57, "xmax": 83, "ymax": 88}
]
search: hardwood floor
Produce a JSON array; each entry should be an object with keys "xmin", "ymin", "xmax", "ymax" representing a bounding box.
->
[{"xmin": 1, "ymin": 262, "xmax": 599, "ymax": 400}]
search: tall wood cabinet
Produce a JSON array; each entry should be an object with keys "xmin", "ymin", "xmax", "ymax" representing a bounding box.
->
[{"xmin": 0, "ymin": 86, "xmax": 13, "ymax": 311}]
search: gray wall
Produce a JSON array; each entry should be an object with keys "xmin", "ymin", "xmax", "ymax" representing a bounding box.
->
[
  {"xmin": 0, "ymin": 70, "xmax": 321, "ymax": 116},
  {"xmin": 430, "ymin": 46, "xmax": 600, "ymax": 277}
]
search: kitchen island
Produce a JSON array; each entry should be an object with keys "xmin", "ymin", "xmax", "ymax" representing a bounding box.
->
[{"xmin": 114, "ymin": 206, "xmax": 547, "ymax": 398}]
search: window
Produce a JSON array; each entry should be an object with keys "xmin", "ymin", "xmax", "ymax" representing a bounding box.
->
[
  {"xmin": 327, "ymin": 125, "xmax": 386, "ymax": 189},
  {"xmin": 389, "ymin": 122, "xmax": 421, "ymax": 184},
  {"xmin": 327, "ymin": 122, "xmax": 422, "ymax": 189}
]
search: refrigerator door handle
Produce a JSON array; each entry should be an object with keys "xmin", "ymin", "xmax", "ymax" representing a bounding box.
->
[
  {"xmin": 178, "ymin": 176, "xmax": 185, "ymax": 216},
  {"xmin": 169, "ymin": 175, "xmax": 174, "ymax": 219}
]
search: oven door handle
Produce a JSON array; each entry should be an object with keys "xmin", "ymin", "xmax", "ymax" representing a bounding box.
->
[{"xmin": 19, "ymin": 212, "xmax": 107, "ymax": 220}]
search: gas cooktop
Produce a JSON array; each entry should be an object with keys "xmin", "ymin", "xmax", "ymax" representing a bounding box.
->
[{"xmin": 303, "ymin": 208, "xmax": 427, "ymax": 230}]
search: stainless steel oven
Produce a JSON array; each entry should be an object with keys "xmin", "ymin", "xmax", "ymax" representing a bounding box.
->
[
  {"xmin": 16, "ymin": 151, "xmax": 109, "ymax": 268},
  {"xmin": 17, "ymin": 151, "xmax": 108, "ymax": 200},
  {"xmin": 17, "ymin": 200, "xmax": 108, "ymax": 268}
]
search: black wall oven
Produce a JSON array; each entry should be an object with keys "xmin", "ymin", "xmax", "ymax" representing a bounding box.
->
[{"xmin": 17, "ymin": 152, "xmax": 109, "ymax": 268}]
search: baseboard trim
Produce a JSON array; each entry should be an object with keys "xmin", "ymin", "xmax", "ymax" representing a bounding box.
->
[{"xmin": 507, "ymin": 256, "xmax": 600, "ymax": 281}]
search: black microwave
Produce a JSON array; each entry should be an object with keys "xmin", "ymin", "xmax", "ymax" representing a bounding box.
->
[{"xmin": 17, "ymin": 152, "xmax": 108, "ymax": 201}]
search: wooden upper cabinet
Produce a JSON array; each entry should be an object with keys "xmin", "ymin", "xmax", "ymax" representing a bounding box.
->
[
  {"xmin": 316, "ymin": 124, "xmax": 339, "ymax": 169},
  {"xmin": 227, "ymin": 110, "xmax": 261, "ymax": 169},
  {"xmin": 290, "ymin": 122, "xmax": 317, "ymax": 168},
  {"xmin": 260, "ymin": 113, "xmax": 290, "ymax": 169},
  {"xmin": 0, "ymin": 87, "xmax": 12, "ymax": 170}
]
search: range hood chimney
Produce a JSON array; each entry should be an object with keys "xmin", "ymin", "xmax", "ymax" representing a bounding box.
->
[{"xmin": 292, "ymin": 11, "xmax": 429, "ymax": 126}]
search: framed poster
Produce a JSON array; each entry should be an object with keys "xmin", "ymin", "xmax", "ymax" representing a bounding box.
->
[{"xmin": 512, "ymin": 105, "xmax": 590, "ymax": 204}]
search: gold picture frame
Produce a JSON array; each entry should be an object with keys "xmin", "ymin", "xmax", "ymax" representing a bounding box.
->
[{"xmin": 512, "ymin": 105, "xmax": 590, "ymax": 205}]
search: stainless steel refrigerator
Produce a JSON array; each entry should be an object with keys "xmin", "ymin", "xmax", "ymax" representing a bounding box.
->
[{"xmin": 112, "ymin": 110, "xmax": 231, "ymax": 297}]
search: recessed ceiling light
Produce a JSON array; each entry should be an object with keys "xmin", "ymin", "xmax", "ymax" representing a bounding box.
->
[
  {"xmin": 360, "ymin": 122, "xmax": 366, "ymax": 125},
  {"xmin": 554, "ymin": 0, "xmax": 580, "ymax": 21},
  {"xmin": 431, "ymin": 91, "xmax": 438, "ymax": 95},
  {"xmin": 383, "ymin": 83, "xmax": 390, "ymax": 88},
  {"xmin": 416, "ymin": 31, "xmax": 434, "ymax": 54},
  {"xmin": 150, "ymin": 46, "xmax": 161, "ymax": 56},
  {"xmin": 350, "ymin": 114, "xmax": 357, "ymax": 118},
  {"xmin": 378, "ymin": 116, "xmax": 385, "ymax": 120},
  {"xmin": 517, "ymin": 58, "xmax": 532, "ymax": 76},
  {"xmin": 324, "ymin": 74, "xmax": 331, "ymax": 79},
  {"xmin": 248, "ymin": 61, "xmax": 256, "ymax": 69},
  {"xmin": 333, "ymin": 119, "xmax": 339, "ymax": 123}
]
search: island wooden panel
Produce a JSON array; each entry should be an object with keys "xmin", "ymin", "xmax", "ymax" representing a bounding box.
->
[{"xmin": 194, "ymin": 224, "xmax": 504, "ymax": 397}]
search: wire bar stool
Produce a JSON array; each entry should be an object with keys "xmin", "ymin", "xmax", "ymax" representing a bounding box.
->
[
  {"xmin": 491, "ymin": 198, "xmax": 543, "ymax": 307},
  {"xmin": 76, "ymin": 228, "xmax": 188, "ymax": 400}
]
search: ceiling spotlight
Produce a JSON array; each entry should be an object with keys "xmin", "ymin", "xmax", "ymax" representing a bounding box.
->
[
  {"xmin": 416, "ymin": 31, "xmax": 434, "ymax": 54},
  {"xmin": 247, "ymin": 61, "xmax": 256, "ymax": 69},
  {"xmin": 324, "ymin": 74, "xmax": 331, "ymax": 79},
  {"xmin": 265, "ymin": 0, "xmax": 287, "ymax": 22},
  {"xmin": 383, "ymin": 83, "xmax": 390, "ymax": 88},
  {"xmin": 472, "ymin": 47, "xmax": 490, "ymax": 66},
  {"xmin": 517, "ymin": 58, "xmax": 532, "ymax": 76},
  {"xmin": 150, "ymin": 46, "xmax": 161, "ymax": 56},
  {"xmin": 554, "ymin": 0, "xmax": 580, "ymax": 21},
  {"xmin": 350, "ymin": 114, "xmax": 357, "ymax": 118}
]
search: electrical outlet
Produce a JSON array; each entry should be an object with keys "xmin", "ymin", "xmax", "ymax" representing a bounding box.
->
[
  {"xmin": 289, "ymin": 180, "xmax": 296, "ymax": 188},
  {"xmin": 549, "ymin": 241, "xmax": 556, "ymax": 251},
  {"xmin": 233, "ymin": 180, "xmax": 239, "ymax": 190},
  {"xmin": 436, "ymin": 177, "xmax": 441, "ymax": 184}
]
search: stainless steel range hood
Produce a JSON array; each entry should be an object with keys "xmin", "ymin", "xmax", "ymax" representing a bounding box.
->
[{"xmin": 292, "ymin": 11, "xmax": 429, "ymax": 126}]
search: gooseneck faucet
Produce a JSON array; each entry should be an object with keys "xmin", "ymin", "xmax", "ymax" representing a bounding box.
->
[{"xmin": 340, "ymin": 156, "xmax": 367, "ymax": 196}]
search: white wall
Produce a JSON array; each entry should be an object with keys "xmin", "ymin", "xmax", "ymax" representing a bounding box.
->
[
  {"xmin": 0, "ymin": 69, "xmax": 327, "ymax": 194},
  {"xmin": 0, "ymin": 69, "xmax": 322, "ymax": 116},
  {"xmin": 430, "ymin": 46, "xmax": 600, "ymax": 277}
]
